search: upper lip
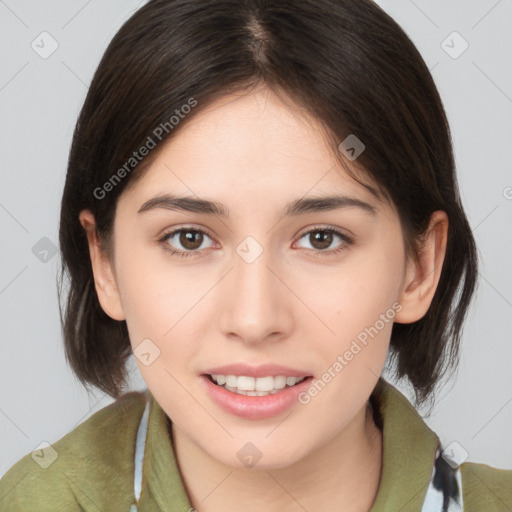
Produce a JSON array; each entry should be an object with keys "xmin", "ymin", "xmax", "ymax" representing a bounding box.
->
[{"xmin": 202, "ymin": 363, "xmax": 312, "ymax": 378}]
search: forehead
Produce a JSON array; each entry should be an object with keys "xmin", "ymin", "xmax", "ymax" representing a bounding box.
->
[{"xmin": 118, "ymin": 86, "xmax": 382, "ymax": 212}]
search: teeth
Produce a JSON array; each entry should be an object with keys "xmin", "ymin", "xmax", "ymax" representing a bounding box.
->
[{"xmin": 210, "ymin": 374, "xmax": 306, "ymax": 394}]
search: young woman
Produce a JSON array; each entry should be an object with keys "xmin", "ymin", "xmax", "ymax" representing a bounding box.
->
[{"xmin": 0, "ymin": 1, "xmax": 510, "ymax": 511}]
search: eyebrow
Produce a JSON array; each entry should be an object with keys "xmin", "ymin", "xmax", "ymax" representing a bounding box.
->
[{"xmin": 137, "ymin": 193, "xmax": 377, "ymax": 218}]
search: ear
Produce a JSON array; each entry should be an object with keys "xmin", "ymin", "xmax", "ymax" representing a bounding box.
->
[
  {"xmin": 78, "ymin": 209, "xmax": 126, "ymax": 321},
  {"xmin": 394, "ymin": 211, "xmax": 448, "ymax": 324}
]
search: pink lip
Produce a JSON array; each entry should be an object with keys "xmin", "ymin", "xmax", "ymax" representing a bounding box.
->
[
  {"xmin": 200, "ymin": 374, "xmax": 314, "ymax": 420},
  {"xmin": 201, "ymin": 363, "xmax": 312, "ymax": 378}
]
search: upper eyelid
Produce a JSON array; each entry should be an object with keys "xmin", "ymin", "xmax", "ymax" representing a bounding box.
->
[
  {"xmin": 297, "ymin": 225, "xmax": 350, "ymax": 238},
  {"xmin": 294, "ymin": 226, "xmax": 352, "ymax": 248},
  {"xmin": 160, "ymin": 225, "xmax": 215, "ymax": 241}
]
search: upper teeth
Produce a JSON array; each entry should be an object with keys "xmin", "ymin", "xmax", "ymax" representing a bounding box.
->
[{"xmin": 211, "ymin": 374, "xmax": 306, "ymax": 391}]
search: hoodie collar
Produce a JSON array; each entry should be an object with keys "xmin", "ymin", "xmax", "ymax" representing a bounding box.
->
[{"xmin": 369, "ymin": 377, "xmax": 439, "ymax": 510}]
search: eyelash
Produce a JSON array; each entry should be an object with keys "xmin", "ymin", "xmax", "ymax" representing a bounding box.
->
[{"xmin": 158, "ymin": 225, "xmax": 353, "ymax": 259}]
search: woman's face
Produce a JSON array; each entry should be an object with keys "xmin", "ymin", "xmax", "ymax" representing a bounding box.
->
[{"xmin": 90, "ymin": 86, "xmax": 413, "ymax": 469}]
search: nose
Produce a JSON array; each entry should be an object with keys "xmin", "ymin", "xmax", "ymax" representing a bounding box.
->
[{"xmin": 218, "ymin": 243, "xmax": 293, "ymax": 345}]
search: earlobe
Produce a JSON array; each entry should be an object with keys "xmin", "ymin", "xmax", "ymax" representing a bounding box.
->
[
  {"xmin": 78, "ymin": 210, "xmax": 126, "ymax": 321},
  {"xmin": 394, "ymin": 211, "xmax": 449, "ymax": 324}
]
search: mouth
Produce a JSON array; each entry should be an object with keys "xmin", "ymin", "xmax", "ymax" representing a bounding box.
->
[
  {"xmin": 203, "ymin": 373, "xmax": 313, "ymax": 396},
  {"xmin": 200, "ymin": 371, "xmax": 315, "ymax": 419}
]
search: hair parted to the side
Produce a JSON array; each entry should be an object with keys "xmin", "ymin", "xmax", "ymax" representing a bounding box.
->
[{"xmin": 58, "ymin": 0, "xmax": 477, "ymax": 408}]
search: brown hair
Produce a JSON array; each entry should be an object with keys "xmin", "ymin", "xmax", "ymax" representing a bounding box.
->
[{"xmin": 58, "ymin": 0, "xmax": 477, "ymax": 409}]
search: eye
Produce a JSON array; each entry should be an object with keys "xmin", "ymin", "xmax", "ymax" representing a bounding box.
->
[
  {"xmin": 158, "ymin": 225, "xmax": 353, "ymax": 259},
  {"xmin": 295, "ymin": 225, "xmax": 353, "ymax": 257},
  {"xmin": 159, "ymin": 227, "xmax": 215, "ymax": 258}
]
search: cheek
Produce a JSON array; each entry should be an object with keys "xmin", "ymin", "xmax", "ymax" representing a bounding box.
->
[
  {"xmin": 293, "ymin": 250, "xmax": 402, "ymax": 420},
  {"xmin": 113, "ymin": 238, "xmax": 199, "ymax": 354},
  {"xmin": 317, "ymin": 246, "xmax": 404, "ymax": 334},
  {"xmin": 117, "ymin": 256, "xmax": 202, "ymax": 403},
  {"xmin": 300, "ymin": 238, "xmax": 405, "ymax": 381}
]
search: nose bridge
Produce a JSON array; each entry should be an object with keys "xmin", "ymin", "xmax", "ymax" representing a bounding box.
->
[{"xmin": 219, "ymin": 235, "xmax": 289, "ymax": 343}]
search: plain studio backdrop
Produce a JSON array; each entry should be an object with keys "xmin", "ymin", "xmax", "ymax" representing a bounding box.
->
[{"xmin": 1, "ymin": 0, "xmax": 511, "ymax": 478}]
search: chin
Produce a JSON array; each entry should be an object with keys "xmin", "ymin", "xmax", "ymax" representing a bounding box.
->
[{"xmin": 215, "ymin": 442, "xmax": 308, "ymax": 471}]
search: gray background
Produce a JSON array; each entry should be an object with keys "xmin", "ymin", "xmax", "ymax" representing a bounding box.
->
[{"xmin": 1, "ymin": 0, "xmax": 511, "ymax": 478}]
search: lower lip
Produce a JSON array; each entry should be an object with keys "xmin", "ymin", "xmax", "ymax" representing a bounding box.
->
[{"xmin": 200, "ymin": 375, "xmax": 314, "ymax": 420}]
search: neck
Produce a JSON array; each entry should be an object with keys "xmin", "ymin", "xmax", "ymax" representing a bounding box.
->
[{"xmin": 169, "ymin": 399, "xmax": 383, "ymax": 512}]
